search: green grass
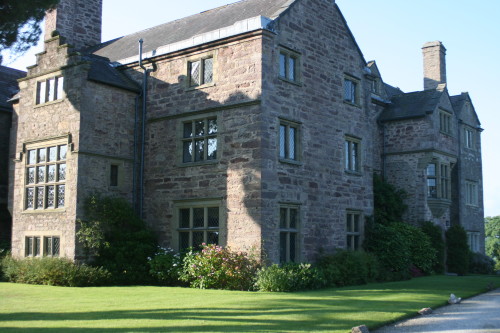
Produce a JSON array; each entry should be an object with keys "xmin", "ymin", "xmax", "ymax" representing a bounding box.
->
[{"xmin": 0, "ymin": 275, "xmax": 499, "ymax": 332}]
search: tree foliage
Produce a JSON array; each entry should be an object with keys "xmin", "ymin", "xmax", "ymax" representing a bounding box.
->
[
  {"xmin": 485, "ymin": 216, "xmax": 500, "ymax": 270},
  {"xmin": 373, "ymin": 174, "xmax": 407, "ymax": 225},
  {"xmin": 445, "ymin": 225, "xmax": 470, "ymax": 275},
  {"xmin": 0, "ymin": 0, "xmax": 59, "ymax": 54}
]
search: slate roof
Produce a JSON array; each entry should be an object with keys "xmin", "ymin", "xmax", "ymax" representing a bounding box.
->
[
  {"xmin": 90, "ymin": 0, "xmax": 295, "ymax": 63},
  {"xmin": 84, "ymin": 55, "xmax": 140, "ymax": 92},
  {"xmin": 450, "ymin": 94, "xmax": 466, "ymax": 112},
  {"xmin": 379, "ymin": 89, "xmax": 442, "ymax": 122},
  {"xmin": 0, "ymin": 66, "xmax": 26, "ymax": 111},
  {"xmin": 384, "ymin": 83, "xmax": 403, "ymax": 99}
]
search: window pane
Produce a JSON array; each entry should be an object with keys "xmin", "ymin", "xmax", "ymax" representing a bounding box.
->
[
  {"xmin": 194, "ymin": 139, "xmax": 204, "ymax": 162},
  {"xmin": 179, "ymin": 232, "xmax": 190, "ymax": 250},
  {"xmin": 58, "ymin": 164, "xmax": 66, "ymax": 181},
  {"xmin": 47, "ymin": 165, "xmax": 56, "ymax": 182},
  {"xmin": 280, "ymin": 208, "xmax": 287, "ymax": 228},
  {"xmin": 110, "ymin": 165, "xmax": 119, "ymax": 186},
  {"xmin": 45, "ymin": 237, "xmax": 52, "ymax": 256},
  {"xmin": 36, "ymin": 187, "xmax": 44, "ymax": 209},
  {"xmin": 203, "ymin": 58, "xmax": 213, "ymax": 84},
  {"xmin": 48, "ymin": 146, "xmax": 57, "ymax": 162},
  {"xmin": 59, "ymin": 145, "xmax": 67, "ymax": 160},
  {"xmin": 288, "ymin": 127, "xmax": 296, "ymax": 160},
  {"xmin": 192, "ymin": 232, "xmax": 204, "ymax": 249},
  {"xmin": 38, "ymin": 81, "xmax": 47, "ymax": 104},
  {"xmin": 207, "ymin": 207, "xmax": 219, "ymax": 227},
  {"xmin": 289, "ymin": 233, "xmax": 296, "ymax": 262},
  {"xmin": 289, "ymin": 208, "xmax": 298, "ymax": 229},
  {"xmin": 345, "ymin": 141, "xmax": 350, "ymax": 169},
  {"xmin": 56, "ymin": 77, "xmax": 64, "ymax": 99},
  {"xmin": 38, "ymin": 148, "xmax": 46, "ymax": 163},
  {"xmin": 57, "ymin": 185, "xmax": 65, "ymax": 207},
  {"xmin": 279, "ymin": 232, "xmax": 287, "ymax": 262},
  {"xmin": 353, "ymin": 214, "xmax": 359, "ymax": 232},
  {"xmin": 207, "ymin": 138, "xmax": 217, "ymax": 160},
  {"xmin": 47, "ymin": 185, "xmax": 55, "ymax": 208},
  {"xmin": 26, "ymin": 188, "xmax": 34, "ymax": 209},
  {"xmin": 48, "ymin": 78, "xmax": 56, "ymax": 101},
  {"xmin": 190, "ymin": 61, "xmax": 201, "ymax": 86},
  {"xmin": 279, "ymin": 53, "xmax": 286, "ymax": 77},
  {"xmin": 193, "ymin": 208, "xmax": 204, "ymax": 228},
  {"xmin": 27, "ymin": 237, "xmax": 33, "ymax": 256},
  {"xmin": 279, "ymin": 125, "xmax": 286, "ymax": 158},
  {"xmin": 27, "ymin": 167, "xmax": 35, "ymax": 184},
  {"xmin": 208, "ymin": 119, "xmax": 217, "ymax": 134},
  {"xmin": 183, "ymin": 141, "xmax": 192, "ymax": 163},
  {"xmin": 354, "ymin": 235, "xmax": 359, "ymax": 250},
  {"xmin": 28, "ymin": 150, "xmax": 36, "ymax": 165},
  {"xmin": 288, "ymin": 57, "xmax": 296, "ymax": 81},
  {"xmin": 346, "ymin": 214, "xmax": 352, "ymax": 232},
  {"xmin": 207, "ymin": 232, "xmax": 218, "ymax": 245},
  {"xmin": 183, "ymin": 122, "xmax": 193, "ymax": 138},
  {"xmin": 179, "ymin": 208, "xmax": 190, "ymax": 228},
  {"xmin": 37, "ymin": 166, "xmax": 45, "ymax": 183},
  {"xmin": 53, "ymin": 237, "xmax": 60, "ymax": 256},
  {"xmin": 347, "ymin": 235, "xmax": 352, "ymax": 250},
  {"xmin": 426, "ymin": 164, "xmax": 436, "ymax": 176},
  {"xmin": 352, "ymin": 142, "xmax": 358, "ymax": 171},
  {"xmin": 195, "ymin": 121, "xmax": 204, "ymax": 136},
  {"xmin": 34, "ymin": 237, "xmax": 41, "ymax": 256}
]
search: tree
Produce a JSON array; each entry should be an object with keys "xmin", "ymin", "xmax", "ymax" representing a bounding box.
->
[
  {"xmin": 485, "ymin": 216, "xmax": 500, "ymax": 269},
  {"xmin": 0, "ymin": 0, "xmax": 59, "ymax": 54}
]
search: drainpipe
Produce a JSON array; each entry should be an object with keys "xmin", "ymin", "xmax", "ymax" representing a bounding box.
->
[{"xmin": 138, "ymin": 39, "xmax": 152, "ymax": 219}]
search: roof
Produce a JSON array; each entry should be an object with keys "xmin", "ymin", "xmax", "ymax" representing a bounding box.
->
[
  {"xmin": 84, "ymin": 55, "xmax": 140, "ymax": 92},
  {"xmin": 0, "ymin": 65, "xmax": 26, "ymax": 111},
  {"xmin": 451, "ymin": 92, "xmax": 481, "ymax": 126},
  {"xmin": 384, "ymin": 83, "xmax": 403, "ymax": 99},
  {"xmin": 90, "ymin": 0, "xmax": 295, "ymax": 64},
  {"xmin": 380, "ymin": 89, "xmax": 443, "ymax": 122}
]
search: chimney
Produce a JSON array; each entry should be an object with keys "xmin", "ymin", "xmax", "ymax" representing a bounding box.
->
[
  {"xmin": 422, "ymin": 41, "xmax": 447, "ymax": 90},
  {"xmin": 44, "ymin": 0, "xmax": 102, "ymax": 50}
]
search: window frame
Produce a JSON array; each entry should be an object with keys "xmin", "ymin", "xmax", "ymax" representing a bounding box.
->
[
  {"xmin": 25, "ymin": 236, "xmax": 41, "ymax": 257},
  {"xmin": 278, "ymin": 48, "xmax": 301, "ymax": 84},
  {"xmin": 426, "ymin": 161, "xmax": 452, "ymax": 200},
  {"xmin": 278, "ymin": 118, "xmax": 301, "ymax": 164},
  {"xmin": 343, "ymin": 75, "xmax": 360, "ymax": 106},
  {"xmin": 43, "ymin": 236, "xmax": 60, "ymax": 257},
  {"xmin": 174, "ymin": 199, "xmax": 223, "ymax": 252},
  {"xmin": 465, "ymin": 180, "xmax": 479, "ymax": 206},
  {"xmin": 187, "ymin": 54, "xmax": 214, "ymax": 88},
  {"xmin": 439, "ymin": 110, "xmax": 452, "ymax": 135},
  {"xmin": 24, "ymin": 139, "xmax": 68, "ymax": 211},
  {"xmin": 36, "ymin": 75, "xmax": 64, "ymax": 105},
  {"xmin": 467, "ymin": 231, "xmax": 480, "ymax": 253},
  {"xmin": 180, "ymin": 116, "xmax": 218, "ymax": 165},
  {"xmin": 464, "ymin": 127, "xmax": 475, "ymax": 149},
  {"xmin": 279, "ymin": 204, "xmax": 300, "ymax": 263},
  {"xmin": 345, "ymin": 136, "xmax": 361, "ymax": 174},
  {"xmin": 346, "ymin": 211, "xmax": 363, "ymax": 251}
]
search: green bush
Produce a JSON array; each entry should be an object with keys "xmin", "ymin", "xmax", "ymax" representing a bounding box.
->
[
  {"xmin": 446, "ymin": 225, "xmax": 470, "ymax": 275},
  {"xmin": 420, "ymin": 221, "xmax": 445, "ymax": 273},
  {"xmin": 393, "ymin": 223, "xmax": 436, "ymax": 275},
  {"xmin": 363, "ymin": 221, "xmax": 411, "ymax": 281},
  {"xmin": 77, "ymin": 194, "xmax": 157, "ymax": 285},
  {"xmin": 1, "ymin": 256, "xmax": 111, "ymax": 286},
  {"xmin": 255, "ymin": 263, "xmax": 325, "ymax": 292},
  {"xmin": 148, "ymin": 247, "xmax": 183, "ymax": 286},
  {"xmin": 180, "ymin": 244, "xmax": 260, "ymax": 290},
  {"xmin": 373, "ymin": 174, "xmax": 407, "ymax": 226},
  {"xmin": 316, "ymin": 250, "xmax": 380, "ymax": 287},
  {"xmin": 469, "ymin": 252, "xmax": 495, "ymax": 275}
]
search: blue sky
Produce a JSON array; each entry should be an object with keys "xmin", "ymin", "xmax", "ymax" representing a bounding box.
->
[{"xmin": 3, "ymin": 0, "xmax": 499, "ymax": 217}]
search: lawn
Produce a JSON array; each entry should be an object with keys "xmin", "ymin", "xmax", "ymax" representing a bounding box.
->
[{"xmin": 0, "ymin": 275, "xmax": 499, "ymax": 332}]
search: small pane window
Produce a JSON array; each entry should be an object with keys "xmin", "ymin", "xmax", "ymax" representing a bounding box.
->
[
  {"xmin": 182, "ymin": 118, "xmax": 217, "ymax": 164},
  {"xmin": 36, "ymin": 76, "xmax": 64, "ymax": 105},
  {"xmin": 279, "ymin": 50, "xmax": 300, "ymax": 83},
  {"xmin": 189, "ymin": 56, "xmax": 214, "ymax": 87},
  {"xmin": 279, "ymin": 120, "xmax": 300, "ymax": 162},
  {"xmin": 346, "ymin": 212, "xmax": 362, "ymax": 250},
  {"xmin": 344, "ymin": 78, "xmax": 358, "ymax": 104},
  {"xmin": 177, "ymin": 204, "xmax": 221, "ymax": 251},
  {"xmin": 345, "ymin": 137, "xmax": 361, "ymax": 173}
]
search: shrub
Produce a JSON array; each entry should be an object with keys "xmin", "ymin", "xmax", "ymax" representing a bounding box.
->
[
  {"xmin": 77, "ymin": 194, "xmax": 157, "ymax": 285},
  {"xmin": 469, "ymin": 252, "xmax": 495, "ymax": 275},
  {"xmin": 393, "ymin": 223, "xmax": 436, "ymax": 275},
  {"xmin": 1, "ymin": 256, "xmax": 111, "ymax": 286},
  {"xmin": 180, "ymin": 244, "xmax": 260, "ymax": 290},
  {"xmin": 363, "ymin": 221, "xmax": 411, "ymax": 281},
  {"xmin": 148, "ymin": 247, "xmax": 183, "ymax": 285},
  {"xmin": 255, "ymin": 263, "xmax": 325, "ymax": 292},
  {"xmin": 420, "ymin": 221, "xmax": 445, "ymax": 273},
  {"xmin": 446, "ymin": 225, "xmax": 470, "ymax": 275},
  {"xmin": 316, "ymin": 250, "xmax": 380, "ymax": 287},
  {"xmin": 373, "ymin": 174, "xmax": 407, "ymax": 226}
]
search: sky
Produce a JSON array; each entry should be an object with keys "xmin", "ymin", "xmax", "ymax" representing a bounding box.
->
[{"xmin": 2, "ymin": 0, "xmax": 499, "ymax": 217}]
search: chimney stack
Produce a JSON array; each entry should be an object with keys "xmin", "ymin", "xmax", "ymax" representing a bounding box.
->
[
  {"xmin": 44, "ymin": 0, "xmax": 102, "ymax": 50},
  {"xmin": 422, "ymin": 41, "xmax": 447, "ymax": 90}
]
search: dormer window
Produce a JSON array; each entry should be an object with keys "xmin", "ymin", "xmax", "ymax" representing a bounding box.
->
[{"xmin": 36, "ymin": 76, "xmax": 64, "ymax": 104}]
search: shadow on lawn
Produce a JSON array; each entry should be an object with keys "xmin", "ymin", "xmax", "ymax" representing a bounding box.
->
[{"xmin": 0, "ymin": 298, "xmax": 422, "ymax": 332}]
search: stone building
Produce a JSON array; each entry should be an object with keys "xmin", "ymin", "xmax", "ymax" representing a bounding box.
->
[{"xmin": 5, "ymin": 0, "xmax": 484, "ymax": 262}]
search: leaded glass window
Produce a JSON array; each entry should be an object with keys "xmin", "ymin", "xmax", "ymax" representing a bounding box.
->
[
  {"xmin": 345, "ymin": 136, "xmax": 361, "ymax": 173},
  {"xmin": 188, "ymin": 56, "xmax": 214, "ymax": 87},
  {"xmin": 279, "ymin": 49, "xmax": 300, "ymax": 83},
  {"xmin": 25, "ymin": 144, "xmax": 67, "ymax": 210},
  {"xmin": 279, "ymin": 120, "xmax": 300, "ymax": 162},
  {"xmin": 280, "ymin": 205, "xmax": 299, "ymax": 263},
  {"xmin": 177, "ymin": 204, "xmax": 220, "ymax": 251},
  {"xmin": 25, "ymin": 236, "xmax": 41, "ymax": 257},
  {"xmin": 182, "ymin": 118, "xmax": 217, "ymax": 163},
  {"xmin": 344, "ymin": 78, "xmax": 358, "ymax": 104},
  {"xmin": 346, "ymin": 212, "xmax": 362, "ymax": 250},
  {"xmin": 44, "ymin": 236, "xmax": 60, "ymax": 257}
]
